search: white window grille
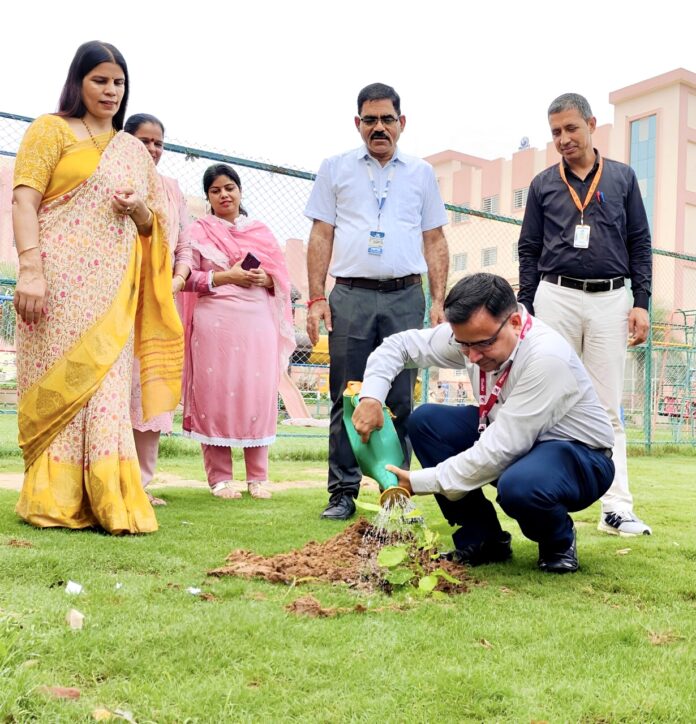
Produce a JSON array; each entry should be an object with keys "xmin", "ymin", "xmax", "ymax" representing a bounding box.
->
[
  {"xmin": 481, "ymin": 247, "xmax": 497, "ymax": 267},
  {"xmin": 513, "ymin": 187, "xmax": 529, "ymax": 209},
  {"xmin": 481, "ymin": 195, "xmax": 499, "ymax": 214},
  {"xmin": 453, "ymin": 209, "xmax": 470, "ymax": 224},
  {"xmin": 453, "ymin": 253, "xmax": 468, "ymax": 271}
]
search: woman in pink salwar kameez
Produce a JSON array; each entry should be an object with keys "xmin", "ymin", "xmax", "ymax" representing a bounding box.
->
[
  {"xmin": 126, "ymin": 114, "xmax": 193, "ymax": 506},
  {"xmin": 182, "ymin": 164, "xmax": 295, "ymax": 499}
]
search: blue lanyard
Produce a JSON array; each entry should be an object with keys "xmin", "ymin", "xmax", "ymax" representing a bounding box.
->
[{"xmin": 364, "ymin": 158, "xmax": 397, "ymax": 221}]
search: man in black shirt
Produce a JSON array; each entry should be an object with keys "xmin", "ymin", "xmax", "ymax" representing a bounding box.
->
[{"xmin": 518, "ymin": 93, "xmax": 652, "ymax": 537}]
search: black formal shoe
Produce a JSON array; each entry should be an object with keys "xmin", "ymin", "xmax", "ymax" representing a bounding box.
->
[
  {"xmin": 320, "ymin": 494, "xmax": 356, "ymax": 520},
  {"xmin": 538, "ymin": 528, "xmax": 578, "ymax": 574},
  {"xmin": 442, "ymin": 531, "xmax": 512, "ymax": 567}
]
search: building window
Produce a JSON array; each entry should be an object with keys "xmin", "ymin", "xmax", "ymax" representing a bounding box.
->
[
  {"xmin": 481, "ymin": 247, "xmax": 497, "ymax": 267},
  {"xmin": 512, "ymin": 242, "xmax": 519, "ymax": 262},
  {"xmin": 481, "ymin": 195, "xmax": 499, "ymax": 214},
  {"xmin": 513, "ymin": 187, "xmax": 529, "ymax": 209},
  {"xmin": 629, "ymin": 115, "xmax": 656, "ymax": 232},
  {"xmin": 453, "ymin": 253, "xmax": 467, "ymax": 271},
  {"xmin": 452, "ymin": 208, "xmax": 470, "ymax": 224}
]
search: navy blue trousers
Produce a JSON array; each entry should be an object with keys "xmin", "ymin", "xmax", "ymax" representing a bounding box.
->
[{"xmin": 408, "ymin": 404, "xmax": 615, "ymax": 552}]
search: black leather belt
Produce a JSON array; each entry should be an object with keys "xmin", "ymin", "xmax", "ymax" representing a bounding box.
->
[
  {"xmin": 542, "ymin": 274, "xmax": 625, "ymax": 293},
  {"xmin": 335, "ymin": 274, "xmax": 422, "ymax": 292}
]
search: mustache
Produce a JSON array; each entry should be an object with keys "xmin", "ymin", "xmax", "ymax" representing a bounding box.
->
[{"xmin": 371, "ymin": 131, "xmax": 389, "ymax": 139}]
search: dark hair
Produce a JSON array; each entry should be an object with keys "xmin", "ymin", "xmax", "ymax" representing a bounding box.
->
[
  {"xmin": 548, "ymin": 93, "xmax": 593, "ymax": 121},
  {"xmin": 124, "ymin": 113, "xmax": 165, "ymax": 136},
  {"xmin": 444, "ymin": 273, "xmax": 517, "ymax": 325},
  {"xmin": 357, "ymin": 83, "xmax": 401, "ymax": 116},
  {"xmin": 57, "ymin": 41, "xmax": 130, "ymax": 130},
  {"xmin": 202, "ymin": 164, "xmax": 248, "ymax": 217}
]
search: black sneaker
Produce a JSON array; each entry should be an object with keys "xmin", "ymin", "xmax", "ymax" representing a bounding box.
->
[
  {"xmin": 320, "ymin": 494, "xmax": 356, "ymax": 520},
  {"xmin": 442, "ymin": 531, "xmax": 512, "ymax": 567}
]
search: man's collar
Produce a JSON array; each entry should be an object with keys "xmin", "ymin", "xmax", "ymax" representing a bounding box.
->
[
  {"xmin": 561, "ymin": 148, "xmax": 601, "ymax": 178},
  {"xmin": 357, "ymin": 144, "xmax": 404, "ymax": 165}
]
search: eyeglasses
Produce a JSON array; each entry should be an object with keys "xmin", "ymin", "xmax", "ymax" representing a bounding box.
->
[
  {"xmin": 448, "ymin": 313, "xmax": 513, "ymax": 352},
  {"xmin": 359, "ymin": 115, "xmax": 400, "ymax": 127}
]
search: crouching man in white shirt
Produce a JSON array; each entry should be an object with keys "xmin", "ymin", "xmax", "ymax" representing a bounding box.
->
[{"xmin": 353, "ymin": 272, "xmax": 615, "ymax": 573}]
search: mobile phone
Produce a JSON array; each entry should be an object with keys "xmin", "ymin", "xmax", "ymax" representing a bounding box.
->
[{"xmin": 241, "ymin": 252, "xmax": 261, "ymax": 270}]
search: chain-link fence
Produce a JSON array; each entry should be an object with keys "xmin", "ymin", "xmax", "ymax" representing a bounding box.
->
[{"xmin": 1, "ymin": 111, "xmax": 695, "ymax": 447}]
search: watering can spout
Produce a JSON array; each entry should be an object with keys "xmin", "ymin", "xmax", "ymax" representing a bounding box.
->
[
  {"xmin": 379, "ymin": 485, "xmax": 411, "ymax": 507},
  {"xmin": 343, "ymin": 382, "xmax": 411, "ymax": 507}
]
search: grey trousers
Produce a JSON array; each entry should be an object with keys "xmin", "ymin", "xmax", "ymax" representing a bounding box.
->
[{"xmin": 326, "ymin": 282, "xmax": 425, "ymax": 498}]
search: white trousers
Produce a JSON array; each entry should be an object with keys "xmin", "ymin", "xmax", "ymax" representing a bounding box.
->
[{"xmin": 534, "ymin": 280, "xmax": 634, "ymax": 513}]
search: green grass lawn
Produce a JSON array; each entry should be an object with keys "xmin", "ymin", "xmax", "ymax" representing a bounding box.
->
[{"xmin": 2, "ymin": 428, "xmax": 695, "ymax": 722}]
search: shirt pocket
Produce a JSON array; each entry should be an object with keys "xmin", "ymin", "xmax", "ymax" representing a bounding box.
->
[
  {"xmin": 592, "ymin": 198, "xmax": 626, "ymax": 238},
  {"xmin": 397, "ymin": 190, "xmax": 423, "ymax": 227}
]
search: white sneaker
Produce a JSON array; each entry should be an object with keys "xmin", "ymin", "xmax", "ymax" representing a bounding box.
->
[{"xmin": 598, "ymin": 511, "xmax": 652, "ymax": 537}]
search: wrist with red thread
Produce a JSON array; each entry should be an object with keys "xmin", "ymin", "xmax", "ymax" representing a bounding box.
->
[{"xmin": 307, "ymin": 296, "xmax": 327, "ymax": 309}]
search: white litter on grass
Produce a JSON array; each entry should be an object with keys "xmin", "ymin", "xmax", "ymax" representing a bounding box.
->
[
  {"xmin": 66, "ymin": 609, "xmax": 84, "ymax": 630},
  {"xmin": 110, "ymin": 709, "xmax": 136, "ymax": 723},
  {"xmin": 186, "ymin": 587, "xmax": 202, "ymax": 595},
  {"xmin": 65, "ymin": 580, "xmax": 83, "ymax": 595},
  {"xmin": 181, "ymin": 521, "xmax": 193, "ymax": 526},
  {"xmin": 115, "ymin": 582, "xmax": 123, "ymax": 590}
]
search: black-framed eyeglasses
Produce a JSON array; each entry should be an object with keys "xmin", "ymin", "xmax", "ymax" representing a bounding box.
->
[
  {"xmin": 359, "ymin": 115, "xmax": 400, "ymax": 127},
  {"xmin": 448, "ymin": 312, "xmax": 513, "ymax": 352}
]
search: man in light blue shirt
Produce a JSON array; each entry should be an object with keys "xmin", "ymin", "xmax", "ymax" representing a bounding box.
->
[{"xmin": 304, "ymin": 82, "xmax": 449, "ymax": 520}]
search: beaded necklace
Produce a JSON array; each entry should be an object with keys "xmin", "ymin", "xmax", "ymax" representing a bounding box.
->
[{"xmin": 80, "ymin": 118, "xmax": 115, "ymax": 153}]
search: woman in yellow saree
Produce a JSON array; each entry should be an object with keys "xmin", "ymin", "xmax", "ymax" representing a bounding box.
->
[{"xmin": 12, "ymin": 41, "xmax": 183, "ymax": 534}]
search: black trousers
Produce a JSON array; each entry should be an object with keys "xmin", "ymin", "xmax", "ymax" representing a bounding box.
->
[{"xmin": 326, "ymin": 282, "xmax": 425, "ymax": 498}]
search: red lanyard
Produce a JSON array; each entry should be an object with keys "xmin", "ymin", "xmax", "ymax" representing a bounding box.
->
[{"xmin": 478, "ymin": 314, "xmax": 533, "ymax": 433}]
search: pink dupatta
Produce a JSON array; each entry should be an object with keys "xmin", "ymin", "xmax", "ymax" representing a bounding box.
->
[{"xmin": 180, "ymin": 214, "xmax": 295, "ymax": 402}]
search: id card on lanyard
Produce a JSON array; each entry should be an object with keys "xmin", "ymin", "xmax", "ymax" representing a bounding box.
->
[
  {"xmin": 365, "ymin": 158, "xmax": 396, "ymax": 257},
  {"xmin": 558, "ymin": 157, "xmax": 603, "ymax": 249},
  {"xmin": 478, "ymin": 314, "xmax": 533, "ymax": 433}
]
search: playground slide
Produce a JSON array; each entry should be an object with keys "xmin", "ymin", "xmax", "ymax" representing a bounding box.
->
[{"xmin": 279, "ymin": 370, "xmax": 313, "ymax": 420}]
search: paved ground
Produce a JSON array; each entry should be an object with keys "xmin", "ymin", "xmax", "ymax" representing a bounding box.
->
[{"xmin": 0, "ymin": 472, "xmax": 375, "ymax": 493}]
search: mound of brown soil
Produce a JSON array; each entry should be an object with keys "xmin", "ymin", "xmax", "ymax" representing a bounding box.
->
[{"xmin": 208, "ymin": 518, "xmax": 470, "ymax": 594}]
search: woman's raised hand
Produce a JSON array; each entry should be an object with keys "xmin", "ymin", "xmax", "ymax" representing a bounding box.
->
[
  {"xmin": 112, "ymin": 187, "xmax": 151, "ymax": 228},
  {"xmin": 247, "ymin": 267, "xmax": 274, "ymax": 288},
  {"xmin": 224, "ymin": 260, "xmax": 253, "ymax": 288}
]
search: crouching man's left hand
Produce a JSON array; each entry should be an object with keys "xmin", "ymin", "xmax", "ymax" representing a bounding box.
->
[{"xmin": 385, "ymin": 464, "xmax": 413, "ymax": 496}]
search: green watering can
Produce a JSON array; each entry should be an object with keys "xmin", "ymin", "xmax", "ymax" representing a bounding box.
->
[{"xmin": 343, "ymin": 381, "xmax": 411, "ymax": 507}]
